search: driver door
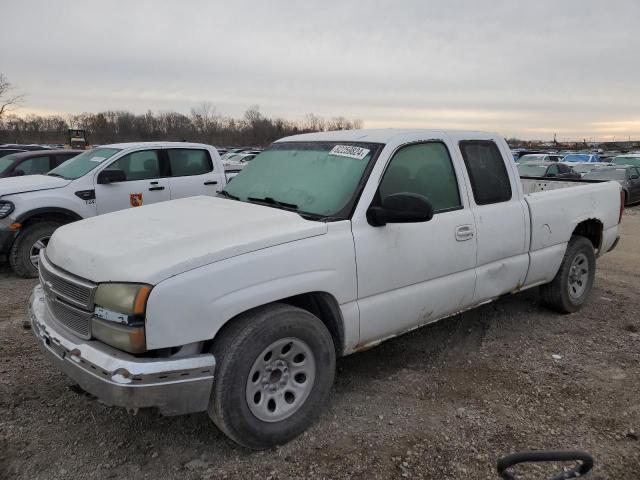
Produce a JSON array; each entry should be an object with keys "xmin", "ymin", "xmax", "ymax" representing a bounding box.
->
[
  {"xmin": 95, "ymin": 149, "xmax": 170, "ymax": 214},
  {"xmin": 352, "ymin": 140, "xmax": 477, "ymax": 345}
]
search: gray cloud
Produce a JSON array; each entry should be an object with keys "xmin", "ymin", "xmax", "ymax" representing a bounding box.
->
[{"xmin": 2, "ymin": 0, "xmax": 639, "ymax": 139}]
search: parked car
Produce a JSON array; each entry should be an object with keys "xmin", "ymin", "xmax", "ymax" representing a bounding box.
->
[
  {"xmin": 517, "ymin": 153, "xmax": 552, "ymax": 163},
  {"xmin": 517, "ymin": 161, "xmax": 580, "ymax": 179},
  {"xmin": 563, "ymin": 153, "xmax": 601, "ymax": 163},
  {"xmin": 0, "ymin": 142, "xmax": 238, "ymax": 277},
  {"xmin": 0, "ymin": 143, "xmax": 51, "ymax": 151},
  {"xmin": 0, "ymin": 148, "xmax": 27, "ymax": 158},
  {"xmin": 583, "ymin": 165, "xmax": 640, "ymax": 205},
  {"xmin": 0, "ymin": 150, "xmax": 82, "ymax": 178},
  {"xmin": 612, "ymin": 154, "xmax": 640, "ymax": 168},
  {"xmin": 517, "ymin": 153, "xmax": 564, "ymax": 163},
  {"xmin": 234, "ymin": 151, "xmax": 262, "ymax": 163},
  {"xmin": 565, "ymin": 162, "xmax": 611, "ymax": 177},
  {"xmin": 29, "ymin": 129, "xmax": 622, "ymax": 449}
]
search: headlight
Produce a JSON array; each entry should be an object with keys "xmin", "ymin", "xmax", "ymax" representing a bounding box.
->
[
  {"xmin": 94, "ymin": 283, "xmax": 151, "ymax": 317},
  {"xmin": 0, "ymin": 201, "xmax": 14, "ymax": 219},
  {"xmin": 92, "ymin": 283, "xmax": 151, "ymax": 354}
]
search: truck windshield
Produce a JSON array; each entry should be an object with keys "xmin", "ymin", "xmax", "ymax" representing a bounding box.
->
[
  {"xmin": 48, "ymin": 148, "xmax": 121, "ymax": 179},
  {"xmin": 583, "ymin": 169, "xmax": 627, "ymax": 181},
  {"xmin": 223, "ymin": 141, "xmax": 382, "ymax": 219},
  {"xmin": 0, "ymin": 155, "xmax": 17, "ymax": 174},
  {"xmin": 517, "ymin": 164, "xmax": 548, "ymax": 177}
]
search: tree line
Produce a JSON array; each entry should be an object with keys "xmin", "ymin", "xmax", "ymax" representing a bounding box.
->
[{"xmin": 0, "ymin": 103, "xmax": 363, "ymax": 147}]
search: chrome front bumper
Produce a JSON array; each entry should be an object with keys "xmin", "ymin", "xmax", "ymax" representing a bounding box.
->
[{"xmin": 29, "ymin": 285, "xmax": 216, "ymax": 416}]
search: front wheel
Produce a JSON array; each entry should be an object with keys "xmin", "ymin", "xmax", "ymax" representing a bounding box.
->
[
  {"xmin": 208, "ymin": 303, "xmax": 336, "ymax": 449},
  {"xmin": 540, "ymin": 236, "xmax": 596, "ymax": 313},
  {"xmin": 9, "ymin": 222, "xmax": 60, "ymax": 278}
]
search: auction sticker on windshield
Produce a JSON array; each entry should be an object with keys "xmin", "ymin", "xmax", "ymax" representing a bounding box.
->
[
  {"xmin": 329, "ymin": 145, "xmax": 370, "ymax": 160},
  {"xmin": 89, "ymin": 156, "xmax": 107, "ymax": 162}
]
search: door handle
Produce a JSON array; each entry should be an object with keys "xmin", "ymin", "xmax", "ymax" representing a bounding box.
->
[
  {"xmin": 149, "ymin": 186, "xmax": 165, "ymax": 191},
  {"xmin": 204, "ymin": 180, "xmax": 218, "ymax": 185},
  {"xmin": 455, "ymin": 224, "xmax": 474, "ymax": 241}
]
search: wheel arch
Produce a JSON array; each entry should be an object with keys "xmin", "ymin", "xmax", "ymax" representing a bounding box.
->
[
  {"xmin": 16, "ymin": 207, "xmax": 83, "ymax": 229},
  {"xmin": 209, "ymin": 292, "xmax": 346, "ymax": 357},
  {"xmin": 571, "ymin": 218, "xmax": 603, "ymax": 253}
]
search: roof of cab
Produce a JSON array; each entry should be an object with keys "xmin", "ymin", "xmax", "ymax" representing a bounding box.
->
[
  {"xmin": 275, "ymin": 128, "xmax": 500, "ymax": 144},
  {"xmin": 99, "ymin": 141, "xmax": 215, "ymax": 149}
]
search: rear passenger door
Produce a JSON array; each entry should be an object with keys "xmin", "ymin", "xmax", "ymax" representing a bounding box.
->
[
  {"xmin": 95, "ymin": 149, "xmax": 170, "ymax": 214},
  {"xmin": 457, "ymin": 140, "xmax": 529, "ymax": 302},
  {"xmin": 164, "ymin": 148, "xmax": 224, "ymax": 199}
]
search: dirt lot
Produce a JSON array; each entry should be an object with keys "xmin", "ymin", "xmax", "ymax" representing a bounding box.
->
[{"xmin": 1, "ymin": 207, "xmax": 639, "ymax": 480}]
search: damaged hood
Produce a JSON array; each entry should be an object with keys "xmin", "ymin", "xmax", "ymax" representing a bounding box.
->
[{"xmin": 46, "ymin": 196, "xmax": 328, "ymax": 283}]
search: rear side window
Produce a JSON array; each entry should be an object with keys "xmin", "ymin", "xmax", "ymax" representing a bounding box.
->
[
  {"xmin": 167, "ymin": 149, "xmax": 213, "ymax": 177},
  {"xmin": 17, "ymin": 155, "xmax": 50, "ymax": 175},
  {"xmin": 459, "ymin": 141, "xmax": 512, "ymax": 205},
  {"xmin": 379, "ymin": 142, "xmax": 461, "ymax": 213}
]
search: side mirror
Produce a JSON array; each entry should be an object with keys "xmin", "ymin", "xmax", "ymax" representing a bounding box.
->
[
  {"xmin": 630, "ymin": 174, "xmax": 639, "ymax": 180},
  {"xmin": 9, "ymin": 170, "xmax": 25, "ymax": 177},
  {"xmin": 97, "ymin": 169, "xmax": 127, "ymax": 184},
  {"xmin": 367, "ymin": 193, "xmax": 434, "ymax": 227}
]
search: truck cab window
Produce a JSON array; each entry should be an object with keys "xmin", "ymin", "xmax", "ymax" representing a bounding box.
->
[
  {"xmin": 379, "ymin": 142, "xmax": 461, "ymax": 213},
  {"xmin": 459, "ymin": 140, "xmax": 512, "ymax": 205},
  {"xmin": 109, "ymin": 150, "xmax": 160, "ymax": 181},
  {"xmin": 166, "ymin": 149, "xmax": 213, "ymax": 176}
]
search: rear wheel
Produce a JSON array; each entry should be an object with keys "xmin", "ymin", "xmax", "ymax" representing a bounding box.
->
[
  {"xmin": 540, "ymin": 236, "xmax": 595, "ymax": 313},
  {"xmin": 208, "ymin": 303, "xmax": 335, "ymax": 449},
  {"xmin": 9, "ymin": 222, "xmax": 60, "ymax": 278}
]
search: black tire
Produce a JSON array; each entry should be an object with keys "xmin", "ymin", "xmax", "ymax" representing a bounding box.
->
[
  {"xmin": 623, "ymin": 191, "xmax": 629, "ymax": 206},
  {"xmin": 208, "ymin": 303, "xmax": 336, "ymax": 449},
  {"xmin": 9, "ymin": 222, "xmax": 60, "ymax": 278},
  {"xmin": 540, "ymin": 235, "xmax": 596, "ymax": 313}
]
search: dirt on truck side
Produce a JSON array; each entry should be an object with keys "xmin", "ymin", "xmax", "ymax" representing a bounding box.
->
[{"xmin": 1, "ymin": 206, "xmax": 639, "ymax": 480}]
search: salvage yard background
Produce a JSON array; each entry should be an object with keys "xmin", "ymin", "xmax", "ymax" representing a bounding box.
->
[{"xmin": 2, "ymin": 207, "xmax": 639, "ymax": 479}]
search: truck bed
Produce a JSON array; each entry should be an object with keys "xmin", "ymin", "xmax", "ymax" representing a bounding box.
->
[
  {"xmin": 520, "ymin": 177, "xmax": 603, "ymax": 194},
  {"xmin": 521, "ymin": 177, "xmax": 621, "ymax": 253}
]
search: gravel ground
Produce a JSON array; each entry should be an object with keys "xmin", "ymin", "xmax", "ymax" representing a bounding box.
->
[{"xmin": 1, "ymin": 206, "xmax": 639, "ymax": 479}]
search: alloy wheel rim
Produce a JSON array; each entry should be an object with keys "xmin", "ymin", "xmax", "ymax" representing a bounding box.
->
[{"xmin": 29, "ymin": 235, "xmax": 51, "ymax": 269}]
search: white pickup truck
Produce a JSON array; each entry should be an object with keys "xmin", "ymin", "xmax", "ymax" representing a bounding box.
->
[
  {"xmin": 29, "ymin": 129, "xmax": 622, "ymax": 449},
  {"xmin": 0, "ymin": 142, "xmax": 240, "ymax": 277}
]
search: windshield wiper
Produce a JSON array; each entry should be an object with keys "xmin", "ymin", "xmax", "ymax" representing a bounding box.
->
[
  {"xmin": 218, "ymin": 190, "xmax": 240, "ymax": 200},
  {"xmin": 247, "ymin": 196, "xmax": 299, "ymax": 210},
  {"xmin": 47, "ymin": 172, "xmax": 64, "ymax": 178},
  {"xmin": 246, "ymin": 196, "xmax": 340, "ymax": 222}
]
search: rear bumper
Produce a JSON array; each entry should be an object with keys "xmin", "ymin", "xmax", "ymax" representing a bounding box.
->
[{"xmin": 29, "ymin": 285, "xmax": 216, "ymax": 415}]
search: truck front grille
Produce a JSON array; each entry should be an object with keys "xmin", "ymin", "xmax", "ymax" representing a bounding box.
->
[{"xmin": 39, "ymin": 252, "xmax": 97, "ymax": 339}]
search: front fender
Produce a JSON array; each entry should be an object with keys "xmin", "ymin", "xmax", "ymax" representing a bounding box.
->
[{"xmin": 144, "ymin": 222, "xmax": 359, "ymax": 351}]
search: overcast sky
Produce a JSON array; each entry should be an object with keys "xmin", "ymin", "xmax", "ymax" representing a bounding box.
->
[{"xmin": 2, "ymin": 0, "xmax": 639, "ymax": 140}]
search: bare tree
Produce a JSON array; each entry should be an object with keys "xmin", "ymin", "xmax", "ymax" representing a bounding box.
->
[{"xmin": 0, "ymin": 74, "xmax": 25, "ymax": 120}]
